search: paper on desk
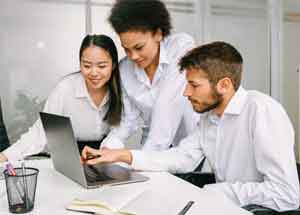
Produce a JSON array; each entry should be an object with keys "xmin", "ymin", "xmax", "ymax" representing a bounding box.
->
[{"xmin": 66, "ymin": 186, "xmax": 146, "ymax": 215}]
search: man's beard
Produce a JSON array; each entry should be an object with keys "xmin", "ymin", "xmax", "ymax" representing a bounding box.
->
[
  {"xmin": 196, "ymin": 99, "xmax": 221, "ymax": 113},
  {"xmin": 192, "ymin": 89, "xmax": 223, "ymax": 114}
]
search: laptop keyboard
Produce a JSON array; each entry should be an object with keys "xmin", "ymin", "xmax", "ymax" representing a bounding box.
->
[{"xmin": 84, "ymin": 165, "xmax": 114, "ymax": 183}]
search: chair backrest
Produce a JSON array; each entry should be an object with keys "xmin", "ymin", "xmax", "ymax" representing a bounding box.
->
[
  {"xmin": 297, "ymin": 163, "xmax": 300, "ymax": 185},
  {"xmin": 0, "ymin": 99, "xmax": 10, "ymax": 151}
]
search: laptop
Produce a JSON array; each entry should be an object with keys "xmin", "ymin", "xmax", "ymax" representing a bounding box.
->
[{"xmin": 39, "ymin": 112, "xmax": 149, "ymax": 189}]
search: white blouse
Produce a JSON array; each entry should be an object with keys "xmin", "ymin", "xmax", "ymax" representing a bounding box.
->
[
  {"xmin": 4, "ymin": 72, "xmax": 111, "ymax": 161},
  {"xmin": 102, "ymin": 33, "xmax": 199, "ymax": 151}
]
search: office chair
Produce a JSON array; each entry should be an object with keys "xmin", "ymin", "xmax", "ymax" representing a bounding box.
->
[
  {"xmin": 0, "ymin": 98, "xmax": 10, "ymax": 151},
  {"xmin": 175, "ymin": 157, "xmax": 216, "ymax": 188}
]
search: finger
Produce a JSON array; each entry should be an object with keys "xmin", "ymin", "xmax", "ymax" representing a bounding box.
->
[
  {"xmin": 81, "ymin": 146, "xmax": 91, "ymax": 159},
  {"xmin": 82, "ymin": 146, "xmax": 99, "ymax": 158},
  {"xmin": 86, "ymin": 157, "xmax": 108, "ymax": 165},
  {"xmin": 80, "ymin": 156, "xmax": 84, "ymax": 164}
]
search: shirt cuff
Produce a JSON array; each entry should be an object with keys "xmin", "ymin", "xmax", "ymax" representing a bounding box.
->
[
  {"xmin": 2, "ymin": 144, "xmax": 23, "ymax": 162},
  {"xmin": 130, "ymin": 150, "xmax": 146, "ymax": 171}
]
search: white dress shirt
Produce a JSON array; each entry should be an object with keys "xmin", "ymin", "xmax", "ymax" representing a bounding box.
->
[
  {"xmin": 130, "ymin": 87, "xmax": 300, "ymax": 211},
  {"xmin": 102, "ymin": 33, "xmax": 199, "ymax": 150},
  {"xmin": 3, "ymin": 72, "xmax": 111, "ymax": 161}
]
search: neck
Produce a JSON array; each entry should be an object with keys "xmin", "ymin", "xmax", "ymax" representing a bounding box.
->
[
  {"xmin": 86, "ymin": 83, "xmax": 108, "ymax": 107},
  {"xmin": 213, "ymin": 90, "xmax": 235, "ymax": 117},
  {"xmin": 145, "ymin": 46, "xmax": 160, "ymax": 82}
]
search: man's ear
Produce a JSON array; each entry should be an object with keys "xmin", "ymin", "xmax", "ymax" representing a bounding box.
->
[{"xmin": 216, "ymin": 77, "xmax": 233, "ymax": 94}]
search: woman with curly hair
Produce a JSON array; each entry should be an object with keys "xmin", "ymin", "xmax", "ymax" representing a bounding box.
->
[{"xmin": 101, "ymin": 0, "xmax": 198, "ymax": 151}]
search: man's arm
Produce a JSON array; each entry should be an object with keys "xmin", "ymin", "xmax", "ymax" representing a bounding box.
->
[
  {"xmin": 83, "ymin": 128, "xmax": 203, "ymax": 174},
  {"xmin": 203, "ymin": 102, "xmax": 300, "ymax": 211}
]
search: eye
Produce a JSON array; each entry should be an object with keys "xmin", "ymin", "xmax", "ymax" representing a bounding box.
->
[
  {"xmin": 98, "ymin": 65, "xmax": 107, "ymax": 69},
  {"xmin": 190, "ymin": 83, "xmax": 201, "ymax": 88},
  {"xmin": 83, "ymin": 65, "xmax": 91, "ymax": 69},
  {"xmin": 135, "ymin": 46, "xmax": 143, "ymax": 51}
]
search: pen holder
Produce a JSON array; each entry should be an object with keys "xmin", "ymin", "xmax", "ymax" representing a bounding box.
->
[{"xmin": 3, "ymin": 167, "xmax": 39, "ymax": 214}]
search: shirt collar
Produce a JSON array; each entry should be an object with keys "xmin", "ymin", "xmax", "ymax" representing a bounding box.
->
[
  {"xmin": 100, "ymin": 92, "xmax": 110, "ymax": 108},
  {"xmin": 133, "ymin": 40, "xmax": 169, "ymax": 81},
  {"xmin": 159, "ymin": 40, "xmax": 169, "ymax": 65},
  {"xmin": 223, "ymin": 86, "xmax": 248, "ymax": 115},
  {"xmin": 75, "ymin": 73, "xmax": 110, "ymax": 108}
]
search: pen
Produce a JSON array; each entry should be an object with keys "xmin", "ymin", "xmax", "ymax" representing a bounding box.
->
[
  {"xmin": 177, "ymin": 201, "xmax": 194, "ymax": 215},
  {"xmin": 21, "ymin": 161, "xmax": 30, "ymax": 209},
  {"xmin": 5, "ymin": 162, "xmax": 16, "ymax": 176}
]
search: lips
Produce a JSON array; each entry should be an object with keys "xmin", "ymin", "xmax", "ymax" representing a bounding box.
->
[
  {"xmin": 89, "ymin": 79, "xmax": 101, "ymax": 84},
  {"xmin": 135, "ymin": 59, "xmax": 144, "ymax": 64}
]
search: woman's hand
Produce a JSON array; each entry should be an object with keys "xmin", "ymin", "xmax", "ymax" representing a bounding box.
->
[
  {"xmin": 0, "ymin": 153, "xmax": 8, "ymax": 163},
  {"xmin": 81, "ymin": 146, "xmax": 132, "ymax": 165}
]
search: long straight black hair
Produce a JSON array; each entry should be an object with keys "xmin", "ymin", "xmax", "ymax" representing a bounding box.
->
[{"xmin": 79, "ymin": 34, "xmax": 123, "ymax": 125}]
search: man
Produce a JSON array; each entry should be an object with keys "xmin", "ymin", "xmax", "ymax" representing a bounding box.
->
[
  {"xmin": 81, "ymin": 42, "xmax": 300, "ymax": 212},
  {"xmin": 0, "ymin": 99, "xmax": 10, "ymax": 152}
]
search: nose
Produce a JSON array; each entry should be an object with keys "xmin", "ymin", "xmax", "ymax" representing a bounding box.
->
[
  {"xmin": 183, "ymin": 84, "xmax": 192, "ymax": 97},
  {"xmin": 90, "ymin": 66, "xmax": 98, "ymax": 76},
  {"xmin": 129, "ymin": 51, "xmax": 139, "ymax": 61}
]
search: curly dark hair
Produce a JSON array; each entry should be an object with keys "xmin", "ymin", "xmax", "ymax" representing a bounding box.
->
[
  {"xmin": 179, "ymin": 41, "xmax": 243, "ymax": 91},
  {"xmin": 108, "ymin": 0, "xmax": 172, "ymax": 37}
]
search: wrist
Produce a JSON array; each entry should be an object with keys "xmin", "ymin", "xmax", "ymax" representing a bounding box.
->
[
  {"xmin": 0, "ymin": 153, "xmax": 8, "ymax": 163},
  {"xmin": 118, "ymin": 149, "xmax": 133, "ymax": 165}
]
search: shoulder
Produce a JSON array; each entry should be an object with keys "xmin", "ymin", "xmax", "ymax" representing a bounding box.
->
[
  {"xmin": 119, "ymin": 56, "xmax": 133, "ymax": 71},
  {"xmin": 246, "ymin": 90, "xmax": 286, "ymax": 115},
  {"xmin": 163, "ymin": 32, "xmax": 195, "ymax": 49},
  {"xmin": 51, "ymin": 72, "xmax": 82, "ymax": 95},
  {"xmin": 162, "ymin": 33, "xmax": 195, "ymax": 62},
  {"xmin": 118, "ymin": 56, "xmax": 136, "ymax": 82}
]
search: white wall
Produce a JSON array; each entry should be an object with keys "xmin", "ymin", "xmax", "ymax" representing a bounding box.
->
[
  {"xmin": 0, "ymin": 0, "xmax": 86, "ymax": 143},
  {"xmin": 200, "ymin": 0, "xmax": 270, "ymax": 94},
  {"xmin": 282, "ymin": 0, "xmax": 300, "ymax": 160}
]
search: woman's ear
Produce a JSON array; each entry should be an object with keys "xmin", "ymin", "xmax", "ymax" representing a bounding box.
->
[{"xmin": 154, "ymin": 29, "xmax": 163, "ymax": 42}]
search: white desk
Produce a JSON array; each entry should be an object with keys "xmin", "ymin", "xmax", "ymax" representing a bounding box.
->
[{"xmin": 0, "ymin": 159, "xmax": 251, "ymax": 215}]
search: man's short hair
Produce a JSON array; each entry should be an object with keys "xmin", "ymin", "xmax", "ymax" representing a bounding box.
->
[
  {"xmin": 179, "ymin": 41, "xmax": 243, "ymax": 91},
  {"xmin": 108, "ymin": 0, "xmax": 172, "ymax": 37}
]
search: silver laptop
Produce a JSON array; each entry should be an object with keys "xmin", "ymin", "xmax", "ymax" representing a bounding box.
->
[{"xmin": 39, "ymin": 112, "xmax": 149, "ymax": 189}]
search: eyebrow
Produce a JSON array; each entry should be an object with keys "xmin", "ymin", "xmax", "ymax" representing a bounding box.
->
[
  {"xmin": 81, "ymin": 59, "xmax": 108, "ymax": 64},
  {"xmin": 188, "ymin": 80, "xmax": 201, "ymax": 85},
  {"xmin": 122, "ymin": 42, "xmax": 144, "ymax": 50}
]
